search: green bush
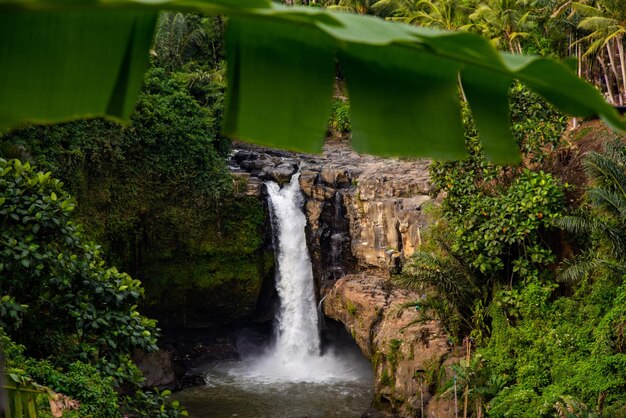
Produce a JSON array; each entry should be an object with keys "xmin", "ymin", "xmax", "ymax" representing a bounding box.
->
[
  {"xmin": 477, "ymin": 276, "xmax": 626, "ymax": 417},
  {"xmin": 1, "ymin": 328, "xmax": 118, "ymax": 417},
  {"xmin": 329, "ymin": 99, "xmax": 351, "ymax": 134},
  {"xmin": 0, "ymin": 160, "xmax": 186, "ymax": 417},
  {"xmin": 399, "ymin": 86, "xmax": 626, "ymax": 416},
  {"xmin": 0, "ymin": 159, "xmax": 157, "ymax": 370}
]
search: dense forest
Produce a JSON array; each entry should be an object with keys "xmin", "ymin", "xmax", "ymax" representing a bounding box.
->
[
  {"xmin": 1, "ymin": 1, "xmax": 626, "ymax": 417},
  {"xmin": 0, "ymin": 13, "xmax": 266, "ymax": 418}
]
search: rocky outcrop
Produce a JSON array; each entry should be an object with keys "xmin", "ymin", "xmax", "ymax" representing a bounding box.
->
[
  {"xmin": 324, "ymin": 274, "xmax": 455, "ymax": 417},
  {"xmin": 134, "ymin": 349, "xmax": 179, "ymax": 390},
  {"xmin": 230, "ymin": 138, "xmax": 433, "ymax": 286}
]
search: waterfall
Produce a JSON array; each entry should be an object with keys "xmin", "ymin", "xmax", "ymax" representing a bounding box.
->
[
  {"xmin": 222, "ymin": 172, "xmax": 370, "ymax": 384},
  {"xmin": 266, "ymin": 173, "xmax": 320, "ymax": 358}
]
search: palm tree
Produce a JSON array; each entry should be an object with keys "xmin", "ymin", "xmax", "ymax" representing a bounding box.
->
[
  {"xmin": 370, "ymin": 0, "xmax": 462, "ymax": 30},
  {"xmin": 556, "ymin": 140, "xmax": 626, "ymax": 283},
  {"xmin": 572, "ymin": 0, "xmax": 626, "ymax": 104},
  {"xmin": 323, "ymin": 0, "xmax": 379, "ymax": 14},
  {"xmin": 153, "ymin": 12, "xmax": 189, "ymax": 70},
  {"xmin": 467, "ymin": 0, "xmax": 535, "ymax": 54},
  {"xmin": 396, "ymin": 219, "xmax": 484, "ymax": 339},
  {"xmin": 153, "ymin": 13, "xmax": 225, "ymax": 71}
]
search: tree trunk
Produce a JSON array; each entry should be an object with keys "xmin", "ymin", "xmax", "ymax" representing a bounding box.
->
[
  {"xmin": 578, "ymin": 42, "xmax": 582, "ymax": 78},
  {"xmin": 598, "ymin": 54, "xmax": 617, "ymax": 104},
  {"xmin": 606, "ymin": 40, "xmax": 619, "ymax": 78},
  {"xmin": 463, "ymin": 338, "xmax": 471, "ymax": 418},
  {"xmin": 617, "ymin": 35, "xmax": 626, "ymax": 104},
  {"xmin": 606, "ymin": 41, "xmax": 622, "ymax": 104}
]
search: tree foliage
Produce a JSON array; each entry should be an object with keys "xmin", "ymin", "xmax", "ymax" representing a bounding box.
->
[
  {"xmin": 0, "ymin": 159, "xmax": 188, "ymax": 417},
  {"xmin": 2, "ymin": 65, "xmax": 232, "ymax": 267},
  {"xmin": 397, "ymin": 88, "xmax": 567, "ymax": 345},
  {"xmin": 402, "ymin": 89, "xmax": 626, "ymax": 415},
  {"xmin": 557, "ymin": 140, "xmax": 626, "ymax": 282},
  {"xmin": 0, "ymin": 159, "xmax": 157, "ymax": 362}
]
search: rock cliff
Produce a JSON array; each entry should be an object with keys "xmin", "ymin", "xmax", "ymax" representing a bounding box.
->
[
  {"xmin": 231, "ymin": 137, "xmax": 433, "ymax": 281},
  {"xmin": 324, "ymin": 274, "xmax": 456, "ymax": 417}
]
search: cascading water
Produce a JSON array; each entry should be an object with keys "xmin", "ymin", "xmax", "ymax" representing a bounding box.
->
[
  {"xmin": 244, "ymin": 173, "xmax": 366, "ymax": 381},
  {"xmin": 266, "ymin": 174, "xmax": 320, "ymax": 358},
  {"xmin": 174, "ymin": 172, "xmax": 373, "ymax": 417}
]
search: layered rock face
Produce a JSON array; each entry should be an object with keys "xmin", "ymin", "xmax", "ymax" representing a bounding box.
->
[
  {"xmin": 231, "ymin": 138, "xmax": 433, "ymax": 282},
  {"xmin": 324, "ymin": 274, "xmax": 455, "ymax": 417}
]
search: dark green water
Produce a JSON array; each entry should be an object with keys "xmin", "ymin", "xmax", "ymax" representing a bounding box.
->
[{"xmin": 174, "ymin": 348, "xmax": 374, "ymax": 418}]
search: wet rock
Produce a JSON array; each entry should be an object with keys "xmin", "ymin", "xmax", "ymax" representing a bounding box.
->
[
  {"xmin": 261, "ymin": 162, "xmax": 298, "ymax": 184},
  {"xmin": 299, "ymin": 170, "xmax": 319, "ymax": 193},
  {"xmin": 180, "ymin": 373, "xmax": 206, "ymax": 388},
  {"xmin": 134, "ymin": 349, "xmax": 179, "ymax": 390},
  {"xmin": 232, "ymin": 150, "xmax": 256, "ymax": 162},
  {"xmin": 361, "ymin": 407, "xmax": 396, "ymax": 418}
]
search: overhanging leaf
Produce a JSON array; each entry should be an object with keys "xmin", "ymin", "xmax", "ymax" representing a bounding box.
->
[
  {"xmin": 0, "ymin": 1, "xmax": 624, "ymax": 163},
  {"xmin": 503, "ymin": 54, "xmax": 625, "ymax": 131},
  {"xmin": 462, "ymin": 68, "xmax": 518, "ymax": 164},
  {"xmin": 341, "ymin": 43, "xmax": 465, "ymax": 158},
  {"xmin": 224, "ymin": 16, "xmax": 335, "ymax": 153},
  {"xmin": 0, "ymin": 11, "xmax": 157, "ymax": 126}
]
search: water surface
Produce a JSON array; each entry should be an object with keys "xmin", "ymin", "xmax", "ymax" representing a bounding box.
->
[{"xmin": 175, "ymin": 344, "xmax": 373, "ymax": 418}]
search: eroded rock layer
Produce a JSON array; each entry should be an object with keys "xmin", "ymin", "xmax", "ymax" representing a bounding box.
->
[
  {"xmin": 230, "ymin": 138, "xmax": 433, "ymax": 280},
  {"xmin": 324, "ymin": 274, "xmax": 456, "ymax": 417}
]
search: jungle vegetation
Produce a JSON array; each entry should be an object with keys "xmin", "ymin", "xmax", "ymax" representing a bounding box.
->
[
  {"xmin": 308, "ymin": 1, "xmax": 626, "ymax": 415},
  {"xmin": 0, "ymin": 0, "xmax": 626, "ymax": 417},
  {"xmin": 0, "ymin": 13, "xmax": 267, "ymax": 417}
]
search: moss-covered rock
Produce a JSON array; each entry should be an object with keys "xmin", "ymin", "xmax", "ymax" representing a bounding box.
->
[{"xmin": 139, "ymin": 197, "xmax": 274, "ymax": 328}]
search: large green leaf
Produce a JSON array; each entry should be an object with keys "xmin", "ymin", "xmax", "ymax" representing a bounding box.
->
[
  {"xmin": 462, "ymin": 68, "xmax": 517, "ymax": 164},
  {"xmin": 0, "ymin": 11, "xmax": 157, "ymax": 126},
  {"xmin": 224, "ymin": 16, "xmax": 335, "ymax": 153},
  {"xmin": 340, "ymin": 44, "xmax": 465, "ymax": 159},
  {"xmin": 0, "ymin": 1, "xmax": 623, "ymax": 163}
]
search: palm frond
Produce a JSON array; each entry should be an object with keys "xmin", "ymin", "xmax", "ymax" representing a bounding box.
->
[
  {"xmin": 551, "ymin": 1, "xmax": 573, "ymax": 18},
  {"xmin": 557, "ymin": 253, "xmax": 600, "ymax": 284},
  {"xmin": 397, "ymin": 250, "xmax": 479, "ymax": 306},
  {"xmin": 602, "ymin": 258, "xmax": 626, "ymax": 277},
  {"xmin": 554, "ymin": 215, "xmax": 597, "ymax": 235},
  {"xmin": 571, "ymin": 2, "xmax": 602, "ymax": 18},
  {"xmin": 587, "ymin": 188, "xmax": 626, "ymax": 221},
  {"xmin": 603, "ymin": 226, "xmax": 626, "ymax": 261},
  {"xmin": 578, "ymin": 16, "xmax": 619, "ymax": 31},
  {"xmin": 325, "ymin": 4, "xmax": 353, "ymax": 12},
  {"xmin": 370, "ymin": 0, "xmax": 399, "ymax": 16},
  {"xmin": 583, "ymin": 151, "xmax": 626, "ymax": 196}
]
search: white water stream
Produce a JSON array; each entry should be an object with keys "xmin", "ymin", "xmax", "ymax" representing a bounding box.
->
[
  {"xmin": 236, "ymin": 173, "xmax": 367, "ymax": 383},
  {"xmin": 267, "ymin": 174, "xmax": 321, "ymax": 358}
]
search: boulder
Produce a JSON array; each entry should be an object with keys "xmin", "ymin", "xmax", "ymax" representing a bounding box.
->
[{"xmin": 134, "ymin": 350, "xmax": 179, "ymax": 390}]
